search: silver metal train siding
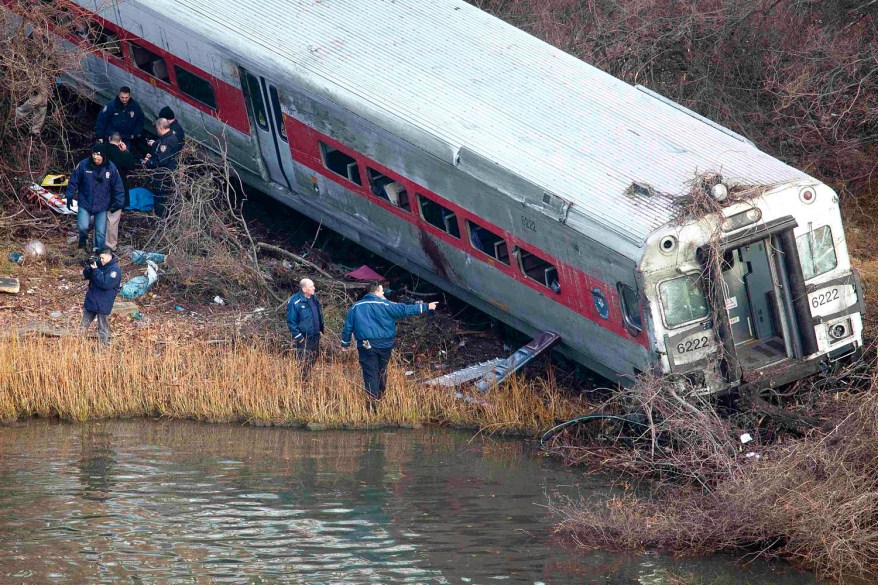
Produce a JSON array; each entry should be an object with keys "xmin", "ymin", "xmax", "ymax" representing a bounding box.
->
[{"xmin": 20, "ymin": 0, "xmax": 863, "ymax": 393}]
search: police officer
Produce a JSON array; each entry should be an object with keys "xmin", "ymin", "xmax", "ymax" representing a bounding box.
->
[
  {"xmin": 158, "ymin": 106, "xmax": 186, "ymax": 143},
  {"xmin": 66, "ymin": 143, "xmax": 125, "ymax": 252},
  {"xmin": 287, "ymin": 278, "xmax": 325, "ymax": 378},
  {"xmin": 95, "ymin": 86, "xmax": 145, "ymax": 144},
  {"xmin": 341, "ymin": 282, "xmax": 437, "ymax": 408},
  {"xmin": 81, "ymin": 247, "xmax": 122, "ymax": 345},
  {"xmin": 142, "ymin": 118, "xmax": 180, "ymax": 217}
]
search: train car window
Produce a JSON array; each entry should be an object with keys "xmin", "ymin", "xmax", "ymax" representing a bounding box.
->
[
  {"xmin": 86, "ymin": 22, "xmax": 121, "ymax": 57},
  {"xmin": 367, "ymin": 168, "xmax": 410, "ymax": 211},
  {"xmin": 175, "ymin": 66, "xmax": 217, "ymax": 110},
  {"xmin": 467, "ymin": 221, "xmax": 509, "ymax": 265},
  {"xmin": 796, "ymin": 225, "xmax": 838, "ymax": 280},
  {"xmin": 241, "ymin": 72, "xmax": 268, "ymax": 131},
  {"xmin": 515, "ymin": 247, "xmax": 560, "ymax": 293},
  {"xmin": 129, "ymin": 42, "xmax": 169, "ymax": 83},
  {"xmin": 617, "ymin": 282, "xmax": 643, "ymax": 335},
  {"xmin": 320, "ymin": 142, "xmax": 362, "ymax": 186},
  {"xmin": 268, "ymin": 86, "xmax": 287, "ymax": 142},
  {"xmin": 418, "ymin": 194, "xmax": 460, "ymax": 238},
  {"xmin": 658, "ymin": 276, "xmax": 709, "ymax": 328}
]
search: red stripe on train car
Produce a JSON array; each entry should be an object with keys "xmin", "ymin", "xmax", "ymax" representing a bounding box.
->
[
  {"xmin": 283, "ymin": 114, "xmax": 649, "ymax": 349},
  {"xmin": 11, "ymin": 0, "xmax": 251, "ymax": 135}
]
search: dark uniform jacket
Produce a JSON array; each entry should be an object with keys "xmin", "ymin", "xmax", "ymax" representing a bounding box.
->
[
  {"xmin": 66, "ymin": 157, "xmax": 125, "ymax": 214},
  {"xmin": 105, "ymin": 143, "xmax": 137, "ymax": 206},
  {"xmin": 287, "ymin": 292, "xmax": 325, "ymax": 341},
  {"xmin": 95, "ymin": 96, "xmax": 145, "ymax": 141},
  {"xmin": 169, "ymin": 119, "xmax": 186, "ymax": 144},
  {"xmin": 341, "ymin": 293, "xmax": 428, "ymax": 349},
  {"xmin": 82, "ymin": 256, "xmax": 122, "ymax": 315},
  {"xmin": 145, "ymin": 131, "xmax": 180, "ymax": 171}
]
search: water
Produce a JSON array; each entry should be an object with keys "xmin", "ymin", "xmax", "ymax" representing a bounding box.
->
[{"xmin": 0, "ymin": 420, "xmax": 815, "ymax": 584}]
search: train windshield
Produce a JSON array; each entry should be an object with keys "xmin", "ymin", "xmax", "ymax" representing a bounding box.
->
[
  {"xmin": 796, "ymin": 225, "xmax": 838, "ymax": 280},
  {"xmin": 659, "ymin": 275, "xmax": 709, "ymax": 327}
]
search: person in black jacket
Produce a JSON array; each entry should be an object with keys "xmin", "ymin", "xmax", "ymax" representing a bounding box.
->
[
  {"xmin": 81, "ymin": 248, "xmax": 122, "ymax": 345},
  {"xmin": 66, "ymin": 143, "xmax": 125, "ymax": 252},
  {"xmin": 104, "ymin": 133, "xmax": 138, "ymax": 251},
  {"xmin": 142, "ymin": 118, "xmax": 181, "ymax": 217},
  {"xmin": 286, "ymin": 278, "xmax": 325, "ymax": 378},
  {"xmin": 158, "ymin": 106, "xmax": 186, "ymax": 144},
  {"xmin": 341, "ymin": 282, "xmax": 437, "ymax": 406},
  {"xmin": 95, "ymin": 86, "xmax": 145, "ymax": 144}
]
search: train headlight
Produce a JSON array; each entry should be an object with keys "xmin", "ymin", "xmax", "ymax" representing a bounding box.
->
[
  {"xmin": 827, "ymin": 320, "xmax": 850, "ymax": 341},
  {"xmin": 722, "ymin": 207, "xmax": 762, "ymax": 232},
  {"xmin": 659, "ymin": 235, "xmax": 678, "ymax": 254},
  {"xmin": 711, "ymin": 183, "xmax": 728, "ymax": 202}
]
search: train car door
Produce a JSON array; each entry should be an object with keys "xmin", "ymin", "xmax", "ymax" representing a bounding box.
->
[
  {"xmin": 721, "ymin": 241, "xmax": 787, "ymax": 369},
  {"xmin": 239, "ymin": 68, "xmax": 296, "ymax": 192}
]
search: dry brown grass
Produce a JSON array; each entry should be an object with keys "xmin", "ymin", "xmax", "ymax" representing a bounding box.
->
[
  {"xmin": 548, "ymin": 365, "xmax": 878, "ymax": 584},
  {"xmin": 0, "ymin": 335, "xmax": 583, "ymax": 433}
]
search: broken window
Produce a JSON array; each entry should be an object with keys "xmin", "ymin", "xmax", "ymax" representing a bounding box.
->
[
  {"xmin": 418, "ymin": 194, "xmax": 460, "ymax": 238},
  {"xmin": 367, "ymin": 167, "xmax": 410, "ymax": 211},
  {"xmin": 659, "ymin": 275, "xmax": 709, "ymax": 328},
  {"xmin": 618, "ymin": 282, "xmax": 643, "ymax": 335},
  {"xmin": 86, "ymin": 21, "xmax": 122, "ymax": 58},
  {"xmin": 796, "ymin": 225, "xmax": 837, "ymax": 280},
  {"xmin": 129, "ymin": 42, "xmax": 169, "ymax": 83},
  {"xmin": 320, "ymin": 142, "xmax": 362, "ymax": 186},
  {"xmin": 516, "ymin": 247, "xmax": 560, "ymax": 293},
  {"xmin": 175, "ymin": 66, "xmax": 216, "ymax": 109},
  {"xmin": 467, "ymin": 221, "xmax": 509, "ymax": 265}
]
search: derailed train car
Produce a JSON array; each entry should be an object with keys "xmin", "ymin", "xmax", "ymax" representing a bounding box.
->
[{"xmin": 8, "ymin": 0, "xmax": 864, "ymax": 393}]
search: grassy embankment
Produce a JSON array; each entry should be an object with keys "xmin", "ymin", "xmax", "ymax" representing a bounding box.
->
[{"xmin": 0, "ymin": 334, "xmax": 582, "ymax": 433}]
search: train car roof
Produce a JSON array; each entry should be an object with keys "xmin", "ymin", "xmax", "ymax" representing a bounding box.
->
[{"xmin": 132, "ymin": 0, "xmax": 814, "ymax": 251}]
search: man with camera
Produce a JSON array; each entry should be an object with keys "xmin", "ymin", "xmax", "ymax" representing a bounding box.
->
[
  {"xmin": 341, "ymin": 282, "xmax": 437, "ymax": 409},
  {"xmin": 287, "ymin": 278, "xmax": 324, "ymax": 379},
  {"xmin": 81, "ymin": 247, "xmax": 122, "ymax": 345}
]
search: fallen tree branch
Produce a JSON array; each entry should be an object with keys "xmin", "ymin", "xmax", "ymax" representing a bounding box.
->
[{"xmin": 256, "ymin": 242, "xmax": 335, "ymax": 279}]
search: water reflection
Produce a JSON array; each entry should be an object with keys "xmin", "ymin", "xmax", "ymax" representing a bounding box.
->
[{"xmin": 0, "ymin": 420, "xmax": 816, "ymax": 584}]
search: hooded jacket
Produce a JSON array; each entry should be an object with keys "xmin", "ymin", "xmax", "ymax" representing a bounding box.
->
[
  {"xmin": 66, "ymin": 152, "xmax": 125, "ymax": 214},
  {"xmin": 341, "ymin": 293, "xmax": 429, "ymax": 349},
  {"xmin": 82, "ymin": 256, "xmax": 122, "ymax": 315},
  {"xmin": 95, "ymin": 95, "xmax": 145, "ymax": 140}
]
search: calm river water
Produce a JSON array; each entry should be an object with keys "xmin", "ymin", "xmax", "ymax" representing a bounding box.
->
[{"xmin": 0, "ymin": 420, "xmax": 815, "ymax": 584}]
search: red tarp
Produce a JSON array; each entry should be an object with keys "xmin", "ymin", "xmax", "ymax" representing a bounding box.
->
[{"xmin": 345, "ymin": 265, "xmax": 383, "ymax": 281}]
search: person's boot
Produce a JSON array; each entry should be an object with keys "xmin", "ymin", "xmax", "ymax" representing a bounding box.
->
[{"xmin": 77, "ymin": 236, "xmax": 87, "ymax": 250}]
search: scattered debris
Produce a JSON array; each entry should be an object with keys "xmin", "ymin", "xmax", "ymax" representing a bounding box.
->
[
  {"xmin": 130, "ymin": 250, "xmax": 167, "ymax": 265},
  {"xmin": 213, "ymin": 295, "xmax": 225, "ymax": 305},
  {"xmin": 23, "ymin": 240, "xmax": 46, "ymax": 259},
  {"xmin": 476, "ymin": 332, "xmax": 561, "ymax": 392},
  {"xmin": 120, "ymin": 260, "xmax": 158, "ymax": 299},
  {"xmin": 110, "ymin": 301, "xmax": 140, "ymax": 316},
  {"xmin": 346, "ymin": 265, "xmax": 383, "ymax": 281},
  {"xmin": 0, "ymin": 278, "xmax": 20, "ymax": 294},
  {"xmin": 126, "ymin": 187, "xmax": 154, "ymax": 212},
  {"xmin": 27, "ymin": 183, "xmax": 76, "ymax": 215},
  {"xmin": 8, "ymin": 252, "xmax": 24, "ymax": 266},
  {"xmin": 427, "ymin": 358, "xmax": 505, "ymax": 387}
]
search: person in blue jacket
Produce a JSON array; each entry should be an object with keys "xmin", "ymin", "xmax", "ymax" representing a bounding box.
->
[
  {"xmin": 287, "ymin": 278, "xmax": 324, "ymax": 378},
  {"xmin": 66, "ymin": 143, "xmax": 125, "ymax": 252},
  {"xmin": 81, "ymin": 248, "xmax": 122, "ymax": 345},
  {"xmin": 341, "ymin": 282, "xmax": 438, "ymax": 407},
  {"xmin": 95, "ymin": 86, "xmax": 145, "ymax": 144}
]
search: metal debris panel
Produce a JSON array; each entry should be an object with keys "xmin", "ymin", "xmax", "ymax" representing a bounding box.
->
[{"xmin": 136, "ymin": 0, "xmax": 813, "ymax": 248}]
